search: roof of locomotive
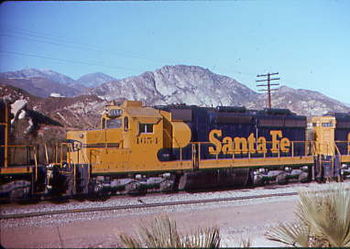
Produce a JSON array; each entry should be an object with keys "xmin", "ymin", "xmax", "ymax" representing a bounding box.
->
[
  {"xmin": 325, "ymin": 112, "xmax": 350, "ymax": 119},
  {"xmin": 153, "ymin": 103, "xmax": 301, "ymax": 117}
]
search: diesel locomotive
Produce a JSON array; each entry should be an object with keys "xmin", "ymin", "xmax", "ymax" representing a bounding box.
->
[{"xmin": 1, "ymin": 100, "xmax": 350, "ymax": 199}]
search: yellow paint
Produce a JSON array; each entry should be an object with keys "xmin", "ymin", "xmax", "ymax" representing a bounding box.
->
[
  {"xmin": 257, "ymin": 137, "xmax": 267, "ymax": 153},
  {"xmin": 208, "ymin": 129, "xmax": 222, "ymax": 154},
  {"xmin": 280, "ymin": 137, "xmax": 291, "ymax": 153},
  {"xmin": 222, "ymin": 137, "xmax": 233, "ymax": 154},
  {"xmin": 234, "ymin": 137, "xmax": 248, "ymax": 154},
  {"xmin": 66, "ymin": 100, "xmax": 194, "ymax": 174},
  {"xmin": 0, "ymin": 166, "xmax": 32, "ymax": 174},
  {"xmin": 311, "ymin": 116, "xmax": 336, "ymax": 156},
  {"xmin": 208, "ymin": 129, "xmax": 290, "ymax": 155},
  {"xmin": 270, "ymin": 130, "xmax": 282, "ymax": 153},
  {"xmin": 348, "ymin": 133, "xmax": 350, "ymax": 154},
  {"xmin": 247, "ymin": 133, "xmax": 256, "ymax": 154},
  {"xmin": 171, "ymin": 122, "xmax": 191, "ymax": 148},
  {"xmin": 199, "ymin": 156, "xmax": 314, "ymax": 169}
]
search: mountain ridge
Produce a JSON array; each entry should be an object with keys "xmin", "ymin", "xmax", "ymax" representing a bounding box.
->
[
  {"xmin": 1, "ymin": 65, "xmax": 349, "ymax": 117},
  {"xmin": 0, "ymin": 69, "xmax": 116, "ymax": 97},
  {"xmin": 77, "ymin": 72, "xmax": 116, "ymax": 87},
  {"xmin": 90, "ymin": 65, "xmax": 350, "ymax": 116}
]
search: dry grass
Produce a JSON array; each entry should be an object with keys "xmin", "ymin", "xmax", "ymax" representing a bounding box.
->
[
  {"xmin": 266, "ymin": 183, "xmax": 350, "ymax": 247},
  {"xmin": 119, "ymin": 215, "xmax": 220, "ymax": 248}
]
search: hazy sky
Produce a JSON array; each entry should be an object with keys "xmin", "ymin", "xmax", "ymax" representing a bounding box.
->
[{"xmin": 0, "ymin": 0, "xmax": 349, "ymax": 103}]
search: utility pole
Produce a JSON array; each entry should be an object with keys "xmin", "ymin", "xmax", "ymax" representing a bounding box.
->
[{"xmin": 256, "ymin": 72, "xmax": 280, "ymax": 109}]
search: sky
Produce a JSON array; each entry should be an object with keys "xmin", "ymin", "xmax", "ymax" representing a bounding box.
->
[{"xmin": 0, "ymin": 0, "xmax": 349, "ymax": 103}]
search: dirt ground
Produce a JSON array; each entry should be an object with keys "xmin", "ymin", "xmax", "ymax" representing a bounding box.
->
[{"xmin": 1, "ymin": 197, "xmax": 297, "ymax": 248}]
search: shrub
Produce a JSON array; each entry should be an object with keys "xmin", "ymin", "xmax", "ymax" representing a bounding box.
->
[
  {"xmin": 266, "ymin": 183, "xmax": 350, "ymax": 247},
  {"xmin": 119, "ymin": 215, "xmax": 220, "ymax": 248}
]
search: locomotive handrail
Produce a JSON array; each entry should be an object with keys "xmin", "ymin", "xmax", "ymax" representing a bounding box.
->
[
  {"xmin": 334, "ymin": 142, "xmax": 341, "ymax": 155},
  {"xmin": 1, "ymin": 144, "xmax": 40, "ymax": 167},
  {"xmin": 335, "ymin": 140, "xmax": 350, "ymax": 155},
  {"xmin": 0, "ymin": 144, "xmax": 36, "ymax": 148}
]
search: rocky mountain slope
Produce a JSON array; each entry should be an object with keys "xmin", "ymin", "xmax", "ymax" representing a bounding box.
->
[
  {"xmin": 0, "ymin": 77, "xmax": 82, "ymax": 98},
  {"xmin": 0, "ymin": 68, "xmax": 76, "ymax": 85},
  {"xmin": 0, "ymin": 69, "xmax": 116, "ymax": 98},
  {"xmin": 77, "ymin": 72, "xmax": 116, "ymax": 87},
  {"xmin": 1, "ymin": 65, "xmax": 349, "ymax": 118},
  {"xmin": 258, "ymin": 86, "xmax": 350, "ymax": 117},
  {"xmin": 0, "ymin": 84, "xmax": 107, "ymax": 136},
  {"xmin": 91, "ymin": 65, "xmax": 349, "ymax": 116},
  {"xmin": 92, "ymin": 65, "xmax": 258, "ymax": 107}
]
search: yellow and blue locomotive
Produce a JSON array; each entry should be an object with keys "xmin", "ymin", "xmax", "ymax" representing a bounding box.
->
[
  {"xmin": 47, "ymin": 100, "xmax": 350, "ymax": 196},
  {"xmin": 1, "ymin": 99, "xmax": 350, "ymax": 199}
]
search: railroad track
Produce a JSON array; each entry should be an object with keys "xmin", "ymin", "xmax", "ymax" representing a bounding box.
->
[{"xmin": 0, "ymin": 191, "xmax": 298, "ymax": 220}]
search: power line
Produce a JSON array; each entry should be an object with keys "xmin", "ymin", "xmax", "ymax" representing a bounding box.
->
[
  {"xmin": 0, "ymin": 25, "xmax": 176, "ymax": 65},
  {"xmin": 0, "ymin": 50, "xmax": 136, "ymax": 72},
  {"xmin": 1, "ymin": 26, "xmax": 260, "ymax": 77},
  {"xmin": 1, "ymin": 25, "xmax": 263, "ymax": 79},
  {"xmin": 256, "ymin": 72, "xmax": 280, "ymax": 109}
]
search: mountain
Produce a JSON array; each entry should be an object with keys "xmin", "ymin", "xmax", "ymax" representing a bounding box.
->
[
  {"xmin": 91, "ymin": 65, "xmax": 258, "ymax": 107},
  {"xmin": 77, "ymin": 72, "xmax": 116, "ymax": 87},
  {"xmin": 255, "ymin": 86, "xmax": 350, "ymax": 116},
  {"xmin": 1, "ymin": 65, "xmax": 349, "ymax": 117},
  {"xmin": 0, "ymin": 77, "xmax": 82, "ymax": 98},
  {"xmin": 0, "ymin": 68, "xmax": 75, "ymax": 85},
  {"xmin": 0, "ymin": 69, "xmax": 116, "ymax": 97},
  {"xmin": 90, "ymin": 65, "xmax": 350, "ymax": 116},
  {"xmin": 0, "ymin": 84, "xmax": 107, "ymax": 131},
  {"xmin": 0, "ymin": 68, "xmax": 84, "ymax": 97}
]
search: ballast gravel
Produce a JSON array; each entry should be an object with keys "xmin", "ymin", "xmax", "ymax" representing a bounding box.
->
[{"xmin": 1, "ymin": 181, "xmax": 349, "ymax": 248}]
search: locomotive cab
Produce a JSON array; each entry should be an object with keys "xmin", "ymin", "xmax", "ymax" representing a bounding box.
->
[{"xmin": 66, "ymin": 100, "xmax": 167, "ymax": 172}]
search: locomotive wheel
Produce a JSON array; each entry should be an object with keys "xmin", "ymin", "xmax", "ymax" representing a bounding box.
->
[
  {"xmin": 160, "ymin": 179, "xmax": 175, "ymax": 192},
  {"xmin": 9, "ymin": 187, "xmax": 30, "ymax": 201},
  {"xmin": 253, "ymin": 174, "xmax": 265, "ymax": 186},
  {"xmin": 298, "ymin": 172, "xmax": 309, "ymax": 183},
  {"xmin": 276, "ymin": 173, "xmax": 288, "ymax": 185},
  {"xmin": 178, "ymin": 174, "xmax": 189, "ymax": 191},
  {"xmin": 125, "ymin": 181, "xmax": 146, "ymax": 195}
]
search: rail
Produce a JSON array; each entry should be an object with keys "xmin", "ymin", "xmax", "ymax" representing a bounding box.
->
[{"xmin": 0, "ymin": 191, "xmax": 300, "ymax": 220}]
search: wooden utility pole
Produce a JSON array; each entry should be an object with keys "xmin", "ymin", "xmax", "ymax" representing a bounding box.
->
[{"xmin": 256, "ymin": 72, "xmax": 280, "ymax": 108}]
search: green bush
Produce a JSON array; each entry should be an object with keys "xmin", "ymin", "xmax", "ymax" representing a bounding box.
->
[{"xmin": 266, "ymin": 183, "xmax": 350, "ymax": 247}]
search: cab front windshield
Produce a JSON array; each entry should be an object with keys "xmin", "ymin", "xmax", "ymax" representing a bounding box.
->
[{"xmin": 106, "ymin": 118, "xmax": 122, "ymax": 129}]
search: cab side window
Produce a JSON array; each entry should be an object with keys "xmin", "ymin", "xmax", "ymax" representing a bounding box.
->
[
  {"xmin": 124, "ymin": 117, "xmax": 129, "ymax": 131},
  {"xmin": 139, "ymin": 123, "xmax": 153, "ymax": 134}
]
